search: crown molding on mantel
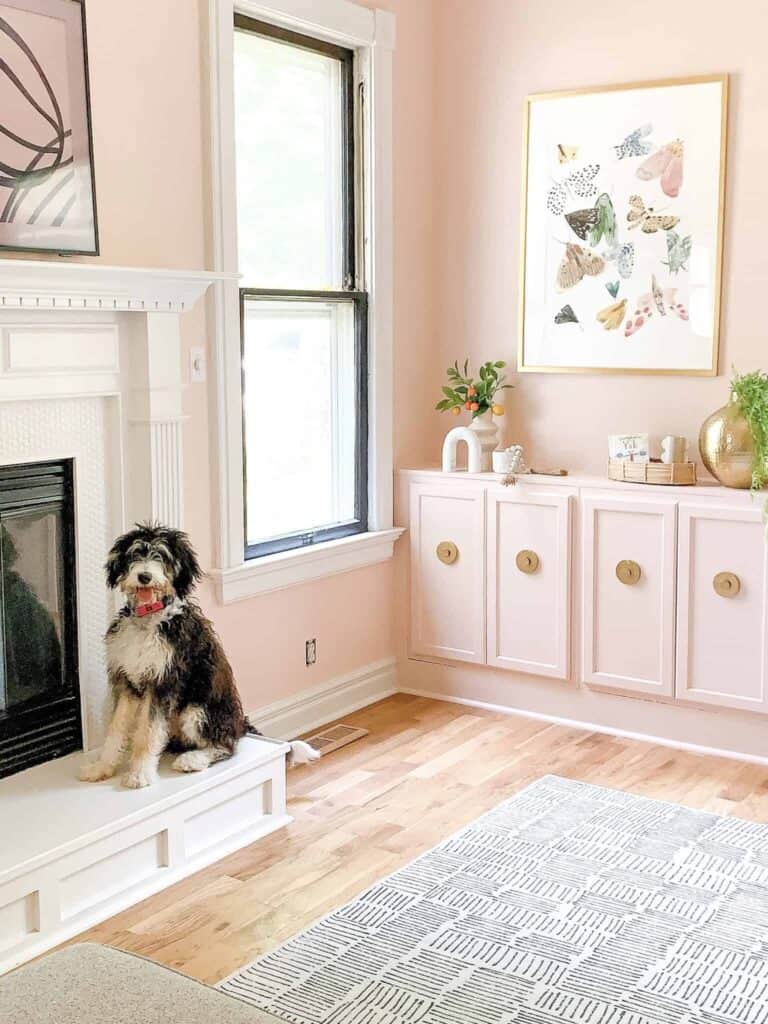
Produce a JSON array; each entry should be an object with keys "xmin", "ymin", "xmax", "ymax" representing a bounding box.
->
[{"xmin": 0, "ymin": 259, "xmax": 237, "ymax": 313}]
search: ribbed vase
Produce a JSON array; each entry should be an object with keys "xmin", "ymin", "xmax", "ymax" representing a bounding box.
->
[{"xmin": 468, "ymin": 411, "xmax": 499, "ymax": 472}]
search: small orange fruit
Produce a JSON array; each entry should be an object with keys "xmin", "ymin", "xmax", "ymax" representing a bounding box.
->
[
  {"xmin": 451, "ymin": 406, "xmax": 461, "ymax": 416},
  {"xmin": 465, "ymin": 401, "xmax": 472, "ymax": 410},
  {"xmin": 492, "ymin": 404, "xmax": 505, "ymax": 416},
  {"xmin": 470, "ymin": 402, "xmax": 480, "ymax": 411},
  {"xmin": 467, "ymin": 386, "xmax": 477, "ymax": 397}
]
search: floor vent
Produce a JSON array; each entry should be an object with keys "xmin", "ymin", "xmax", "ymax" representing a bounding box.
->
[{"xmin": 304, "ymin": 723, "xmax": 369, "ymax": 755}]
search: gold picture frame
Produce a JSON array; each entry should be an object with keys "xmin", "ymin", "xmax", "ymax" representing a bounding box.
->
[{"xmin": 517, "ymin": 73, "xmax": 729, "ymax": 376}]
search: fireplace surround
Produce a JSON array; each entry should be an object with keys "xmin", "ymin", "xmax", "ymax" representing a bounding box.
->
[{"xmin": 0, "ymin": 259, "xmax": 292, "ymax": 978}]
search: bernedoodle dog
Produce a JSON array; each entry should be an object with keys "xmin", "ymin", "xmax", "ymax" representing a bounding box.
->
[{"xmin": 80, "ymin": 523, "xmax": 318, "ymax": 789}]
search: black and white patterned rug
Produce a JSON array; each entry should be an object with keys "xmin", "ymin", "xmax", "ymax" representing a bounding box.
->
[{"xmin": 219, "ymin": 775, "xmax": 768, "ymax": 1023}]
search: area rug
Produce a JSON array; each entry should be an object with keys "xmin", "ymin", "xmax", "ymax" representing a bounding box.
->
[{"xmin": 219, "ymin": 775, "xmax": 768, "ymax": 1024}]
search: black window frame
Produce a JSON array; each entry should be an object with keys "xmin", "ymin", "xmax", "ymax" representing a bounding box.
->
[{"xmin": 234, "ymin": 15, "xmax": 368, "ymax": 562}]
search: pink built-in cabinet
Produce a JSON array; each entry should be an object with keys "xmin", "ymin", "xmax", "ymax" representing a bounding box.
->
[
  {"xmin": 582, "ymin": 495, "xmax": 677, "ymax": 697},
  {"xmin": 405, "ymin": 469, "xmax": 768, "ymax": 715},
  {"xmin": 487, "ymin": 489, "xmax": 573, "ymax": 679}
]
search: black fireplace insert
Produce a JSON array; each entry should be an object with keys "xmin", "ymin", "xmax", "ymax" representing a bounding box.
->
[{"xmin": 0, "ymin": 461, "xmax": 81, "ymax": 779}]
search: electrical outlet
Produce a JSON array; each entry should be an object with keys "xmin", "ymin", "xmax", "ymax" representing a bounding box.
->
[
  {"xmin": 305, "ymin": 638, "xmax": 317, "ymax": 666},
  {"xmin": 190, "ymin": 346, "xmax": 206, "ymax": 383}
]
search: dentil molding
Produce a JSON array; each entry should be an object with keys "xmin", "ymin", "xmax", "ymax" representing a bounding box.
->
[{"xmin": 0, "ymin": 259, "xmax": 236, "ymax": 313}]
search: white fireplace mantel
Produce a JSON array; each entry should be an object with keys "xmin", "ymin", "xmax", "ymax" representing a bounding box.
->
[
  {"xmin": 0, "ymin": 258, "xmax": 232, "ymax": 754},
  {"xmin": 0, "ymin": 258, "xmax": 236, "ymax": 313}
]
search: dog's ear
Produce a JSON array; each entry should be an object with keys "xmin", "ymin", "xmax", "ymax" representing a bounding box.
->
[
  {"xmin": 164, "ymin": 528, "xmax": 202, "ymax": 599},
  {"xmin": 105, "ymin": 531, "xmax": 134, "ymax": 589}
]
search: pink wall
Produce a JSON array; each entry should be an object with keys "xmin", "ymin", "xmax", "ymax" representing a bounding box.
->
[
  {"xmin": 432, "ymin": 0, "xmax": 768, "ymax": 472},
  {"xmin": 34, "ymin": 0, "xmax": 765, "ymax": 718},
  {"xmin": 63, "ymin": 0, "xmax": 437, "ymax": 713}
]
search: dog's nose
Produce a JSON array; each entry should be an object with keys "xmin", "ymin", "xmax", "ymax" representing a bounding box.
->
[{"xmin": 138, "ymin": 572, "xmax": 152, "ymax": 586}]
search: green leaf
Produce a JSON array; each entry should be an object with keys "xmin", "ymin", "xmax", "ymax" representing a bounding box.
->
[
  {"xmin": 495, "ymin": 361, "xmax": 506, "ymax": 368},
  {"xmin": 442, "ymin": 386, "xmax": 456, "ymax": 399}
]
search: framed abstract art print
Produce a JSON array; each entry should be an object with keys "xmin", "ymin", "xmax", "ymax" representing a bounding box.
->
[
  {"xmin": 518, "ymin": 75, "xmax": 728, "ymax": 375},
  {"xmin": 0, "ymin": 0, "xmax": 98, "ymax": 255}
]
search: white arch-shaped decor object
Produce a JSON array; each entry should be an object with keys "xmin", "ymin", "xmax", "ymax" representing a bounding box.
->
[{"xmin": 442, "ymin": 426, "xmax": 482, "ymax": 473}]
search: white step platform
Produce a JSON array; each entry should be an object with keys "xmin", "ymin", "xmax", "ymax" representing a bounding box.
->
[{"xmin": 0, "ymin": 736, "xmax": 290, "ymax": 974}]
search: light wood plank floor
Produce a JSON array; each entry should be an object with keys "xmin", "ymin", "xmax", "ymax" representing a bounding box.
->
[{"xmin": 70, "ymin": 694, "xmax": 768, "ymax": 984}]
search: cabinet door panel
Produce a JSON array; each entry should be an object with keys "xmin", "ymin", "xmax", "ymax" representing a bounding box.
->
[
  {"xmin": 487, "ymin": 489, "xmax": 572, "ymax": 679},
  {"xmin": 582, "ymin": 495, "xmax": 677, "ymax": 696},
  {"xmin": 409, "ymin": 483, "xmax": 485, "ymax": 663},
  {"xmin": 676, "ymin": 504, "xmax": 768, "ymax": 712}
]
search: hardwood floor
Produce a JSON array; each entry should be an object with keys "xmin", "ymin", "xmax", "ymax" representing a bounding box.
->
[{"xmin": 71, "ymin": 694, "xmax": 768, "ymax": 984}]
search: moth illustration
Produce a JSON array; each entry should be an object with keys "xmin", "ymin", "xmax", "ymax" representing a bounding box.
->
[
  {"xmin": 554, "ymin": 304, "xmax": 579, "ymax": 325},
  {"xmin": 556, "ymin": 243, "xmax": 605, "ymax": 291},
  {"xmin": 614, "ymin": 124, "xmax": 653, "ymax": 160},
  {"xmin": 557, "ymin": 144, "xmax": 579, "ymax": 164},
  {"xmin": 625, "ymin": 281, "xmax": 689, "ymax": 337},
  {"xmin": 627, "ymin": 195, "xmax": 680, "ymax": 234},
  {"xmin": 596, "ymin": 299, "xmax": 628, "ymax": 331},
  {"xmin": 636, "ymin": 140, "xmax": 684, "ymax": 198},
  {"xmin": 606, "ymin": 281, "xmax": 620, "ymax": 299},
  {"xmin": 565, "ymin": 193, "xmax": 616, "ymax": 247},
  {"xmin": 564, "ymin": 207, "xmax": 597, "ymax": 242},
  {"xmin": 662, "ymin": 231, "xmax": 692, "ymax": 274},
  {"xmin": 547, "ymin": 164, "xmax": 601, "ymax": 216},
  {"xmin": 603, "ymin": 242, "xmax": 635, "ymax": 280}
]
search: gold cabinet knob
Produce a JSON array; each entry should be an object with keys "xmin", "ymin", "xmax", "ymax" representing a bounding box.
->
[
  {"xmin": 516, "ymin": 550, "xmax": 540, "ymax": 574},
  {"xmin": 713, "ymin": 571, "xmax": 740, "ymax": 598},
  {"xmin": 616, "ymin": 560, "xmax": 641, "ymax": 586},
  {"xmin": 436, "ymin": 541, "xmax": 458, "ymax": 565}
]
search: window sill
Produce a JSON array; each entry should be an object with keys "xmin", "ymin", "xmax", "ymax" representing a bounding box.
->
[{"xmin": 213, "ymin": 527, "xmax": 405, "ymax": 603}]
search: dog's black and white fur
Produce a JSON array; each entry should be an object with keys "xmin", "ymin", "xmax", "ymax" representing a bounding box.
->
[{"xmin": 80, "ymin": 523, "xmax": 318, "ymax": 789}]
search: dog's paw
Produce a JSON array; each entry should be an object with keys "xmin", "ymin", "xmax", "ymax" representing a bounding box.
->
[
  {"xmin": 172, "ymin": 750, "xmax": 211, "ymax": 773},
  {"xmin": 122, "ymin": 765, "xmax": 157, "ymax": 789},
  {"xmin": 288, "ymin": 740, "xmax": 321, "ymax": 766},
  {"xmin": 79, "ymin": 761, "xmax": 116, "ymax": 783}
]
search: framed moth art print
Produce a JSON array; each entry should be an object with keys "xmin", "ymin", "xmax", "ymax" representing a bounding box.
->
[
  {"xmin": 0, "ymin": 0, "xmax": 98, "ymax": 255},
  {"xmin": 518, "ymin": 74, "xmax": 728, "ymax": 375}
]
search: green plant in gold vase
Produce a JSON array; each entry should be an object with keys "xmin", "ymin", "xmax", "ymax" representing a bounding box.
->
[
  {"xmin": 731, "ymin": 370, "xmax": 768, "ymax": 492},
  {"xmin": 700, "ymin": 369, "xmax": 768, "ymax": 494}
]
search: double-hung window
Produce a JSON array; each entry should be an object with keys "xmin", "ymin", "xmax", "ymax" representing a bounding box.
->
[{"xmin": 233, "ymin": 16, "xmax": 367, "ymax": 560}]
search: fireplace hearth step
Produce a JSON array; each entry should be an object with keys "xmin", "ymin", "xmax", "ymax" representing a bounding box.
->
[{"xmin": 0, "ymin": 735, "xmax": 290, "ymax": 975}]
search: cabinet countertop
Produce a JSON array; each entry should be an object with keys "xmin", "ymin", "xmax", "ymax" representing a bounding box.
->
[{"xmin": 398, "ymin": 466, "xmax": 766, "ymax": 503}]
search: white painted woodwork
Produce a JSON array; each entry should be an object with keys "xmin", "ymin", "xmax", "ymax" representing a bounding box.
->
[
  {"xmin": 582, "ymin": 495, "xmax": 677, "ymax": 696},
  {"xmin": 1, "ymin": 324, "xmax": 119, "ymax": 375},
  {"xmin": 0, "ymin": 737, "xmax": 290, "ymax": 975},
  {"xmin": 409, "ymin": 483, "xmax": 486, "ymax": 663},
  {"xmin": 208, "ymin": 0, "xmax": 398, "ymax": 595},
  {"xmin": 0, "ymin": 258, "xmax": 231, "ymax": 313},
  {"xmin": 676, "ymin": 503, "xmax": 768, "ymax": 712},
  {"xmin": 487, "ymin": 488, "xmax": 573, "ymax": 679}
]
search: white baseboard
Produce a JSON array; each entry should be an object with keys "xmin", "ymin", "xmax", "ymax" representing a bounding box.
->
[
  {"xmin": 250, "ymin": 657, "xmax": 398, "ymax": 739},
  {"xmin": 399, "ymin": 686, "xmax": 768, "ymax": 769}
]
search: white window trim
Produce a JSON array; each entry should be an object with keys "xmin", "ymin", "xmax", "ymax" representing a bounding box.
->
[{"xmin": 206, "ymin": 0, "xmax": 402, "ymax": 602}]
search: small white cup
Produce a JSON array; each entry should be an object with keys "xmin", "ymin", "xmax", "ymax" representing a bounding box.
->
[{"xmin": 661, "ymin": 435, "xmax": 687, "ymax": 464}]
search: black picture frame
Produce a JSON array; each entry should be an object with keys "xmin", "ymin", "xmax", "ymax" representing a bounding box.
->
[{"xmin": 0, "ymin": 0, "xmax": 99, "ymax": 256}]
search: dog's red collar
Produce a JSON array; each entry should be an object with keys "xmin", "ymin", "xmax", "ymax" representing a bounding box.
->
[{"xmin": 135, "ymin": 600, "xmax": 165, "ymax": 618}]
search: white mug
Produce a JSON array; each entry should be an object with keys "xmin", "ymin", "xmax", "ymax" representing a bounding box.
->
[{"xmin": 661, "ymin": 435, "xmax": 687, "ymax": 464}]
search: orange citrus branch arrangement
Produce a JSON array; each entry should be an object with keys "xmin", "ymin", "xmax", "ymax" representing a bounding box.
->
[{"xmin": 435, "ymin": 359, "xmax": 513, "ymax": 420}]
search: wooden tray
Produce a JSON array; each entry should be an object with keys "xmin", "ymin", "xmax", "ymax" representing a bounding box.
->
[{"xmin": 608, "ymin": 458, "xmax": 696, "ymax": 486}]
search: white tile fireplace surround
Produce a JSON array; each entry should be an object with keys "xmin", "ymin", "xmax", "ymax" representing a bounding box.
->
[{"xmin": 0, "ymin": 260, "xmax": 290, "ymax": 974}]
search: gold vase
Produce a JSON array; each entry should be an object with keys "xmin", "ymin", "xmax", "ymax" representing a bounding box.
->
[{"xmin": 699, "ymin": 398, "xmax": 754, "ymax": 489}]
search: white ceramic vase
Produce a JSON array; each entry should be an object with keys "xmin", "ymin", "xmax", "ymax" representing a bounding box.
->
[{"xmin": 468, "ymin": 410, "xmax": 499, "ymax": 472}]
